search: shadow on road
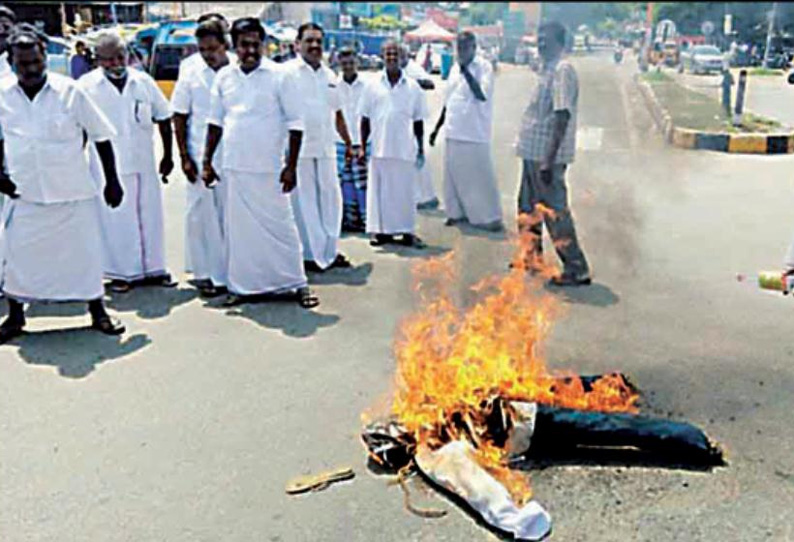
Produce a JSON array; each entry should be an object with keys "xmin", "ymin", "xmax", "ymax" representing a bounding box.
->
[
  {"xmin": 223, "ymin": 302, "xmax": 340, "ymax": 339},
  {"xmin": 10, "ymin": 330, "xmax": 151, "ymax": 378},
  {"xmin": 452, "ymin": 222, "xmax": 509, "ymax": 241},
  {"xmin": 307, "ymin": 262, "xmax": 374, "ymax": 287},
  {"xmin": 373, "ymin": 243, "xmax": 451, "ymax": 259},
  {"xmin": 105, "ymin": 286, "xmax": 199, "ymax": 320},
  {"xmin": 546, "ymin": 282, "xmax": 620, "ymax": 308}
]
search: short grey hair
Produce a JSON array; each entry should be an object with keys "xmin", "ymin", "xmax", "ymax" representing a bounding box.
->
[{"xmin": 95, "ymin": 32, "xmax": 126, "ymax": 54}]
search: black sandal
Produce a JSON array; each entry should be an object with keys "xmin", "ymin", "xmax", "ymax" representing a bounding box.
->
[
  {"xmin": 400, "ymin": 234, "xmax": 427, "ymax": 249},
  {"xmin": 199, "ymin": 284, "xmax": 227, "ymax": 299},
  {"xmin": 221, "ymin": 294, "xmax": 244, "ymax": 308},
  {"xmin": 369, "ymin": 234, "xmax": 393, "ymax": 247},
  {"xmin": 0, "ymin": 322, "xmax": 25, "ymax": 344},
  {"xmin": 91, "ymin": 316, "xmax": 126, "ymax": 336},
  {"xmin": 297, "ymin": 287, "xmax": 320, "ymax": 309},
  {"xmin": 330, "ymin": 254, "xmax": 352, "ymax": 269}
]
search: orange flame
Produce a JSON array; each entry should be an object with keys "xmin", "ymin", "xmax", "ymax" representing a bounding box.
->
[{"xmin": 389, "ymin": 228, "xmax": 639, "ymax": 504}]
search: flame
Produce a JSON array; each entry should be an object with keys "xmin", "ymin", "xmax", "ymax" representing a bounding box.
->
[{"xmin": 388, "ymin": 226, "xmax": 639, "ymax": 504}]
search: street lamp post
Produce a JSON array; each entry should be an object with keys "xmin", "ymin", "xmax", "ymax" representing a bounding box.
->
[{"xmin": 763, "ymin": 2, "xmax": 778, "ymax": 69}]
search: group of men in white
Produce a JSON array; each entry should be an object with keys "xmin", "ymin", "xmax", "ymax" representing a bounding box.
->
[{"xmin": 0, "ymin": 8, "xmax": 526, "ymax": 343}]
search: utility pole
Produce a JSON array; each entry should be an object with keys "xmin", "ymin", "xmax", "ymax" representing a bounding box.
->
[{"xmin": 763, "ymin": 2, "xmax": 778, "ymax": 69}]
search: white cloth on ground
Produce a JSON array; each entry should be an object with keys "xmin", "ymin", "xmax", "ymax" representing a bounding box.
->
[
  {"xmin": 443, "ymin": 139, "xmax": 503, "ymax": 225},
  {"xmin": 0, "ymin": 198, "xmax": 104, "ymax": 302},
  {"xmin": 98, "ymin": 171, "xmax": 166, "ymax": 281},
  {"xmin": 224, "ymin": 169, "xmax": 307, "ymax": 296},
  {"xmin": 292, "ymin": 157, "xmax": 342, "ymax": 269},
  {"xmin": 415, "ymin": 440, "xmax": 552, "ymax": 542},
  {"xmin": 185, "ymin": 179, "xmax": 227, "ymax": 286},
  {"xmin": 366, "ymin": 158, "xmax": 416, "ymax": 235}
]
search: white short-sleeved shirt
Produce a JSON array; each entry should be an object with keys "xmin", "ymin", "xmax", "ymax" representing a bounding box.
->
[
  {"xmin": 0, "ymin": 52, "xmax": 11, "ymax": 80},
  {"xmin": 404, "ymin": 59, "xmax": 431, "ymax": 81},
  {"xmin": 337, "ymin": 74, "xmax": 365, "ymax": 146},
  {"xmin": 79, "ymin": 68, "xmax": 171, "ymax": 175},
  {"xmin": 284, "ymin": 56, "xmax": 340, "ymax": 158},
  {"xmin": 358, "ymin": 71, "xmax": 427, "ymax": 162},
  {"xmin": 0, "ymin": 72, "xmax": 116, "ymax": 203},
  {"xmin": 444, "ymin": 56, "xmax": 495, "ymax": 144},
  {"xmin": 207, "ymin": 58, "xmax": 304, "ymax": 173},
  {"xmin": 171, "ymin": 52, "xmax": 236, "ymax": 167},
  {"xmin": 516, "ymin": 58, "xmax": 578, "ymax": 165}
]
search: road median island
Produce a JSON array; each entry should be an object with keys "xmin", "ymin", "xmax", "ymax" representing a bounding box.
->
[{"xmin": 635, "ymin": 70, "xmax": 794, "ymax": 154}]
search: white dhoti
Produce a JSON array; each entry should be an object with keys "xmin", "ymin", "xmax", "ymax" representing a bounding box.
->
[
  {"xmin": 367, "ymin": 158, "xmax": 417, "ymax": 235},
  {"xmin": 185, "ymin": 178, "xmax": 227, "ymax": 287},
  {"xmin": 414, "ymin": 156, "xmax": 437, "ymax": 205},
  {"xmin": 99, "ymin": 170, "xmax": 166, "ymax": 282},
  {"xmin": 224, "ymin": 169, "xmax": 308, "ymax": 296},
  {"xmin": 444, "ymin": 139, "xmax": 503, "ymax": 226},
  {"xmin": 0, "ymin": 198, "xmax": 104, "ymax": 302},
  {"xmin": 291, "ymin": 157, "xmax": 342, "ymax": 269}
]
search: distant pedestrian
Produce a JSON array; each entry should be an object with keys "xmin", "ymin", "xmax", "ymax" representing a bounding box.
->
[
  {"xmin": 70, "ymin": 40, "xmax": 91, "ymax": 79},
  {"xmin": 515, "ymin": 21, "xmax": 591, "ymax": 286},
  {"xmin": 360, "ymin": 40, "xmax": 428, "ymax": 249},
  {"xmin": 429, "ymin": 31, "xmax": 503, "ymax": 232}
]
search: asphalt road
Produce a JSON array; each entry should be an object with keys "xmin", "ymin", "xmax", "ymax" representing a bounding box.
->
[{"xmin": 2, "ymin": 53, "xmax": 794, "ymax": 541}]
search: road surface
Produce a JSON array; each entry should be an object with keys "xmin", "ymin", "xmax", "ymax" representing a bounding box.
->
[{"xmin": 2, "ymin": 54, "xmax": 794, "ymax": 541}]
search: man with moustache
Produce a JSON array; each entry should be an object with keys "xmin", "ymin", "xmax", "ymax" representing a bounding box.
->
[
  {"xmin": 203, "ymin": 17, "xmax": 318, "ymax": 308},
  {"xmin": 80, "ymin": 33, "xmax": 176, "ymax": 293},
  {"xmin": 0, "ymin": 25, "xmax": 125, "ymax": 342},
  {"xmin": 286, "ymin": 22, "xmax": 353, "ymax": 273},
  {"xmin": 172, "ymin": 18, "xmax": 234, "ymax": 298}
]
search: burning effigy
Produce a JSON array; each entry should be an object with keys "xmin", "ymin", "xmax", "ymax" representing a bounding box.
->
[{"xmin": 361, "ymin": 229, "xmax": 724, "ymax": 540}]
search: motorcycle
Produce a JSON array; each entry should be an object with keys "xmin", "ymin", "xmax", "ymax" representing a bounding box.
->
[{"xmin": 614, "ymin": 48, "xmax": 624, "ymax": 64}]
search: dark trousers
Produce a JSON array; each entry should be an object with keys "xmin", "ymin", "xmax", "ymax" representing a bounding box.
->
[{"xmin": 517, "ymin": 159, "xmax": 589, "ymax": 277}]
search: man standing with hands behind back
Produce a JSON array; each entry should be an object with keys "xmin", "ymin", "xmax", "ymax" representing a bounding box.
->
[{"xmin": 515, "ymin": 21, "xmax": 590, "ymax": 287}]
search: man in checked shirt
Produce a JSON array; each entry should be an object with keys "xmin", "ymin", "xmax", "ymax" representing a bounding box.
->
[{"xmin": 516, "ymin": 21, "xmax": 591, "ymax": 287}]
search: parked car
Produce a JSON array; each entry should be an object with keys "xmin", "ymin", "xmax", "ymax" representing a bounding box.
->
[{"xmin": 681, "ymin": 45, "xmax": 724, "ymax": 74}]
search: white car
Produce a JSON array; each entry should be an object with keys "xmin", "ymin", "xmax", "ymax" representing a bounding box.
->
[{"xmin": 682, "ymin": 45, "xmax": 724, "ymax": 74}]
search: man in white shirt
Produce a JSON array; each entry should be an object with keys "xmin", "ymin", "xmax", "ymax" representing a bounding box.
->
[
  {"xmin": 287, "ymin": 23, "xmax": 353, "ymax": 273},
  {"xmin": 203, "ymin": 17, "xmax": 318, "ymax": 309},
  {"xmin": 171, "ymin": 19, "xmax": 233, "ymax": 298},
  {"xmin": 429, "ymin": 31, "xmax": 503, "ymax": 232},
  {"xmin": 80, "ymin": 33, "xmax": 176, "ymax": 293},
  {"xmin": 0, "ymin": 27, "xmax": 125, "ymax": 343},
  {"xmin": 336, "ymin": 47, "xmax": 367, "ymax": 233},
  {"xmin": 399, "ymin": 45, "xmax": 439, "ymax": 211},
  {"xmin": 360, "ymin": 40, "xmax": 428, "ymax": 249},
  {"xmin": 0, "ymin": 5, "xmax": 14, "ymax": 79}
]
